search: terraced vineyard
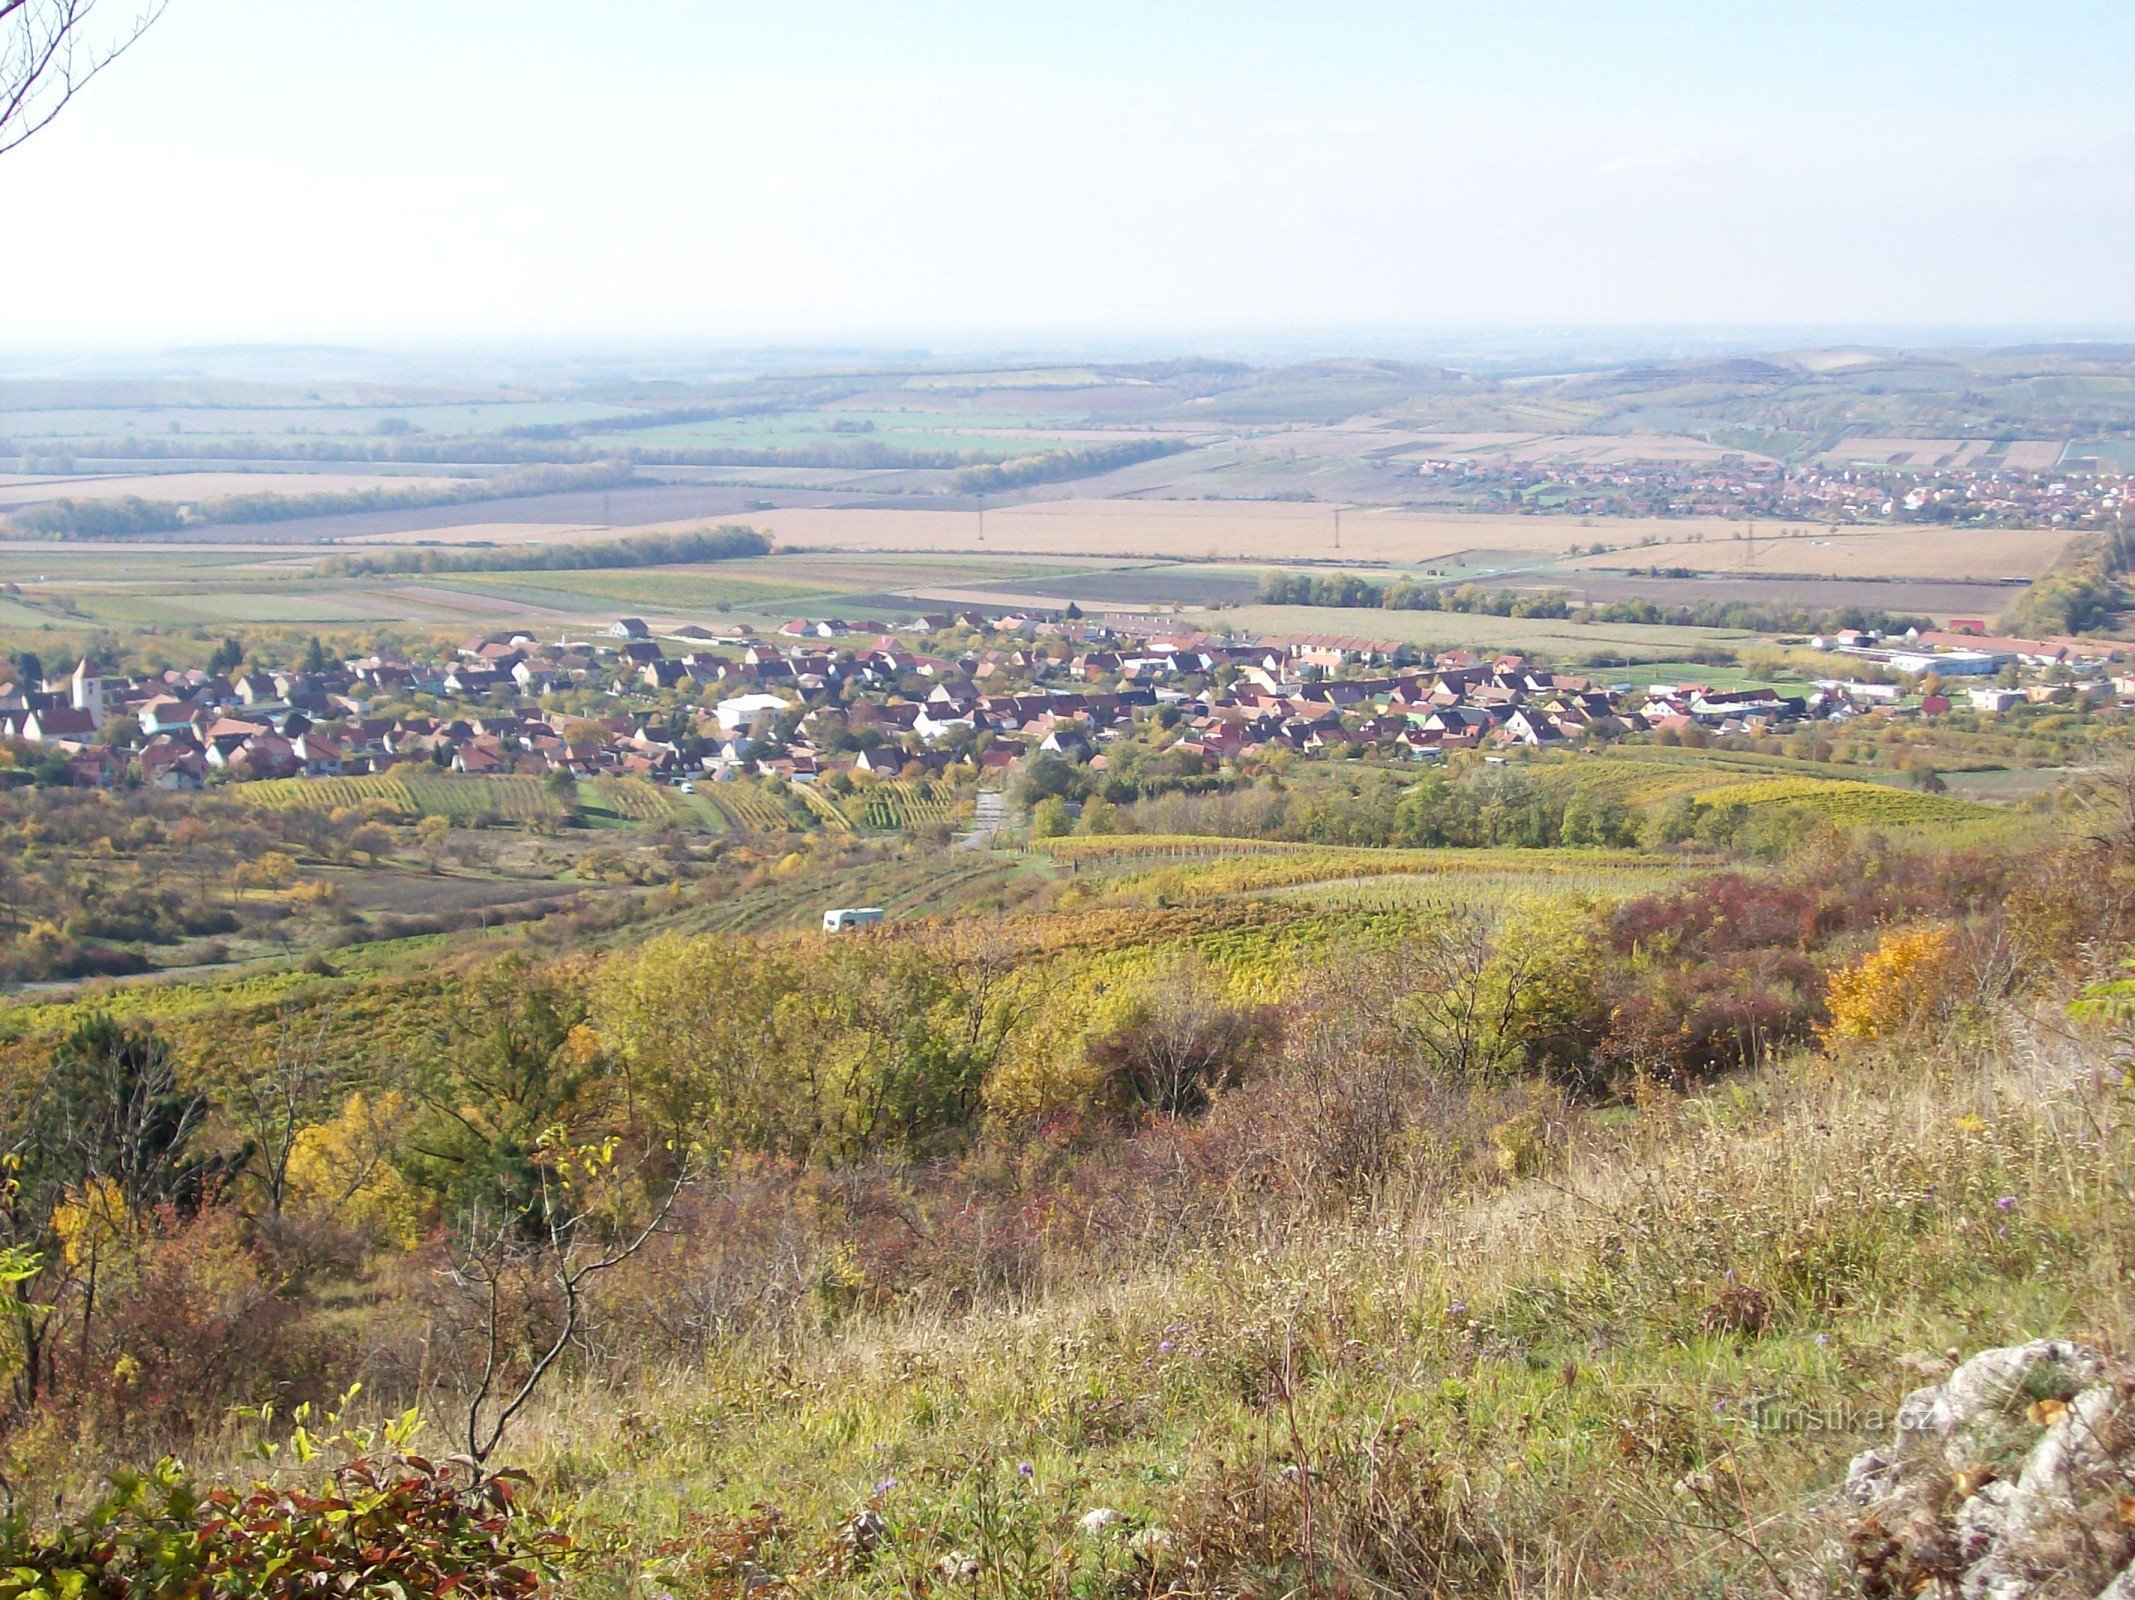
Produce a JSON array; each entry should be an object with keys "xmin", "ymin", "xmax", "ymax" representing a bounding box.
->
[
  {"xmin": 856, "ymin": 779, "xmax": 966, "ymax": 832},
  {"xmin": 790, "ymin": 782, "xmax": 854, "ymax": 832},
  {"xmin": 1689, "ymin": 775, "xmax": 1997, "ymax": 827},
  {"xmin": 234, "ymin": 772, "xmax": 565, "ymax": 823},
  {"xmin": 1045, "ymin": 838, "xmax": 1680, "ymax": 903},
  {"xmin": 236, "ymin": 774, "xmax": 418, "ymax": 816},
  {"xmin": 687, "ymin": 852, "xmax": 1033, "ymax": 934},
  {"xmin": 1491, "ymin": 751, "xmax": 2019, "ymax": 836},
  {"xmin": 588, "ymin": 776, "xmax": 684, "ymax": 823},
  {"xmin": 400, "ymin": 774, "xmax": 560, "ymax": 822},
  {"xmin": 702, "ymin": 783, "xmax": 802, "ymax": 834}
]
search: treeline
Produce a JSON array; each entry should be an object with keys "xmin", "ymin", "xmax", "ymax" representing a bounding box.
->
[
  {"xmin": 5, "ymin": 436, "xmax": 630, "ymax": 467},
  {"xmin": 1582, "ymin": 596, "xmax": 1935, "ymax": 634},
  {"xmin": 1258, "ymin": 571, "xmax": 1573, "ymax": 618},
  {"xmin": 1109, "ymin": 766, "xmax": 1847, "ymax": 858},
  {"xmin": 6, "ymin": 432, "xmax": 1191, "ymax": 486},
  {"xmin": 316, "ymin": 523, "xmax": 771, "ymax": 577},
  {"xmin": 951, "ymin": 438, "xmax": 1189, "ymax": 494},
  {"xmin": 631, "ymin": 439, "xmax": 983, "ymax": 470},
  {"xmin": 499, "ymin": 399, "xmax": 781, "ymax": 441},
  {"xmin": 3, "ymin": 461, "xmax": 636, "ymax": 539},
  {"xmin": 2006, "ymin": 526, "xmax": 2130, "ymax": 636}
]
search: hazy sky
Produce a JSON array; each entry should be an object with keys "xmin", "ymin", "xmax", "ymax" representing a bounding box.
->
[{"xmin": 3, "ymin": 0, "xmax": 2132, "ymax": 347}]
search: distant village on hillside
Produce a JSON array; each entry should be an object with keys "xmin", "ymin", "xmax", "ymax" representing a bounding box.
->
[{"xmin": 1, "ymin": 606, "xmax": 2125, "ymax": 796}]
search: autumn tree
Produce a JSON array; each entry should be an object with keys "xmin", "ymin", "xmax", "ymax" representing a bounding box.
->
[{"xmin": 0, "ymin": 1015, "xmax": 213, "ymax": 1406}]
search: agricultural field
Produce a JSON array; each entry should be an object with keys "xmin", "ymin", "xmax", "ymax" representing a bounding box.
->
[
  {"xmin": 0, "ymin": 470, "xmax": 471, "ymax": 507},
  {"xmin": 700, "ymin": 781, "xmax": 804, "ymax": 834},
  {"xmin": 1043, "ymin": 836, "xmax": 1685, "ymax": 906},
  {"xmin": 1557, "ymin": 521, "xmax": 2074, "ymax": 583},
  {"xmin": 790, "ymin": 781, "xmax": 854, "ymax": 831},
  {"xmin": 851, "ymin": 778, "xmax": 967, "ymax": 831},
  {"xmin": 1207, "ymin": 603, "xmax": 1762, "ymax": 660},
  {"xmin": 433, "ymin": 565, "xmax": 838, "ymax": 614},
  {"xmin": 1502, "ymin": 750, "xmax": 2017, "ymax": 832},
  {"xmin": 585, "ymin": 775, "xmax": 686, "ymax": 823},
  {"xmin": 572, "ymin": 408, "xmax": 1098, "ymax": 454},
  {"xmin": 235, "ymin": 772, "xmax": 568, "ymax": 823},
  {"xmin": 1686, "ymin": 774, "xmax": 2000, "ymax": 829},
  {"xmin": 746, "ymin": 499, "xmax": 1799, "ymax": 566}
]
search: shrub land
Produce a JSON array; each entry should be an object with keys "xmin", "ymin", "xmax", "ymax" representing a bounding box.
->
[{"xmin": 0, "ymin": 744, "xmax": 2133, "ymax": 1598}]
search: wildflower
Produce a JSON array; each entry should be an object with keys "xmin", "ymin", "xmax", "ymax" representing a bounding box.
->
[
  {"xmin": 1995, "ymin": 1195, "xmax": 2018, "ymax": 1212},
  {"xmin": 876, "ymin": 1477, "xmax": 899, "ymax": 1496},
  {"xmin": 1449, "ymin": 1301, "xmax": 1468, "ymax": 1318},
  {"xmin": 1157, "ymin": 1340, "xmax": 1175, "ymax": 1356},
  {"xmin": 1816, "ymin": 1334, "xmax": 1832, "ymax": 1347},
  {"xmin": 1016, "ymin": 1462, "xmax": 1034, "ymax": 1479}
]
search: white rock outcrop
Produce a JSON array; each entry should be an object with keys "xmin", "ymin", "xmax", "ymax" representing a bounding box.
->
[{"xmin": 1843, "ymin": 1341, "xmax": 2135, "ymax": 1600}]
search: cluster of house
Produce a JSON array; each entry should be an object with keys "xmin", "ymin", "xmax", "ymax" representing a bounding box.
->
[
  {"xmin": 1808, "ymin": 623, "xmax": 2126, "ymax": 680},
  {"xmin": 1413, "ymin": 455, "xmax": 2133, "ymax": 529},
  {"xmin": 3, "ymin": 605, "xmax": 2126, "ymax": 795}
]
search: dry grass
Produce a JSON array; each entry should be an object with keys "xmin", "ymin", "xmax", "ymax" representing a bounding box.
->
[{"xmin": 470, "ymin": 1006, "xmax": 2135, "ymax": 1599}]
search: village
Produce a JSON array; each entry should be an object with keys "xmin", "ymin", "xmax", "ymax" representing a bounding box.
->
[
  {"xmin": 1415, "ymin": 453, "xmax": 2135, "ymax": 528},
  {"xmin": 1, "ymin": 603, "xmax": 2126, "ymax": 800}
]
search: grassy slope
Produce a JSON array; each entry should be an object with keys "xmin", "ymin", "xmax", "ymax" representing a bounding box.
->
[{"xmin": 487, "ymin": 1012, "xmax": 2125, "ymax": 1599}]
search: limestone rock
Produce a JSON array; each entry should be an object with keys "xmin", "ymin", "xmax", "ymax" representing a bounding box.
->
[{"xmin": 1842, "ymin": 1340, "xmax": 2135, "ymax": 1600}]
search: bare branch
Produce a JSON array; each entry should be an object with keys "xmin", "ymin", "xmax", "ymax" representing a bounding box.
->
[
  {"xmin": 448, "ymin": 1152, "xmax": 698, "ymax": 1467},
  {"xmin": 1, "ymin": 0, "xmax": 168, "ymax": 158}
]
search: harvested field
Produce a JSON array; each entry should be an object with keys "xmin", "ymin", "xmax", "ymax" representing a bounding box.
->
[
  {"xmin": 1564, "ymin": 522, "xmax": 2072, "ymax": 582},
  {"xmin": 344, "ymin": 519, "xmax": 603, "ymax": 544},
  {"xmin": 146, "ymin": 481, "xmax": 844, "ymax": 545},
  {"xmin": 1517, "ymin": 570, "xmax": 2028, "ymax": 621},
  {"xmin": 1819, "ymin": 438, "xmax": 1997, "ymax": 468},
  {"xmin": 739, "ymin": 500, "xmax": 2060, "ymax": 585},
  {"xmin": 0, "ymin": 470, "xmax": 466, "ymax": 507},
  {"xmin": 2002, "ymin": 440, "xmax": 2071, "ymax": 469},
  {"xmin": 1380, "ymin": 430, "xmax": 1768, "ymax": 464},
  {"xmin": 1199, "ymin": 603, "xmax": 1757, "ymax": 658},
  {"xmin": 748, "ymin": 500, "xmax": 1813, "ymax": 566}
]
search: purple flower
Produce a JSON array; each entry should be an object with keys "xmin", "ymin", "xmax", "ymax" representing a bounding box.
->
[
  {"xmin": 1815, "ymin": 1334, "xmax": 1832, "ymax": 1347},
  {"xmin": 1449, "ymin": 1301, "xmax": 1468, "ymax": 1318},
  {"xmin": 1157, "ymin": 1340, "xmax": 1175, "ymax": 1356},
  {"xmin": 876, "ymin": 1478, "xmax": 899, "ymax": 1496},
  {"xmin": 1017, "ymin": 1462, "xmax": 1034, "ymax": 1479},
  {"xmin": 1995, "ymin": 1195, "xmax": 2018, "ymax": 1212}
]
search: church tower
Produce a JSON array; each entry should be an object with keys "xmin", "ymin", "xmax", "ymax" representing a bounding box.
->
[{"xmin": 70, "ymin": 658, "xmax": 104, "ymax": 728}]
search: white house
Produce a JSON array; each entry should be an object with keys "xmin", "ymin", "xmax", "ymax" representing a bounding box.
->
[{"xmin": 714, "ymin": 692, "xmax": 795, "ymax": 733}]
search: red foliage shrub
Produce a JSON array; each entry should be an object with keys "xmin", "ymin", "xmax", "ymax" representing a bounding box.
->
[{"xmin": 0, "ymin": 1452, "xmax": 570, "ymax": 1599}]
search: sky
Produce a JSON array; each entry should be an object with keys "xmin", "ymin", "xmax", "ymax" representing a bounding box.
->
[{"xmin": 2, "ymin": 0, "xmax": 2132, "ymax": 351}]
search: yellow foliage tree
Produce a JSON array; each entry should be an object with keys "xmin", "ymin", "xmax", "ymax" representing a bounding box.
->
[
  {"xmin": 1822, "ymin": 924, "xmax": 1962, "ymax": 1047},
  {"xmin": 51, "ymin": 1176, "xmax": 133, "ymax": 1270},
  {"xmin": 285, "ymin": 1091, "xmax": 425, "ymax": 1249}
]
